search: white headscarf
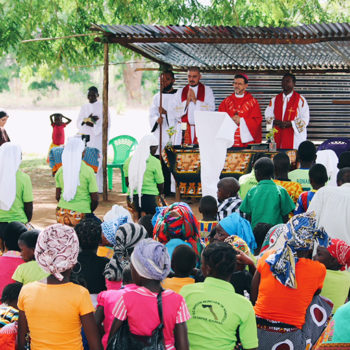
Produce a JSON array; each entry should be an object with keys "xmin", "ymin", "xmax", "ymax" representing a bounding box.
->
[
  {"xmin": 0, "ymin": 143, "xmax": 22, "ymax": 210},
  {"xmin": 62, "ymin": 137, "xmax": 85, "ymax": 202},
  {"xmin": 128, "ymin": 134, "xmax": 158, "ymax": 206}
]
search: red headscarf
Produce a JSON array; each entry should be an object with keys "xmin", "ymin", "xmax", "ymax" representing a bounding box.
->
[{"xmin": 327, "ymin": 238, "xmax": 350, "ymax": 271}]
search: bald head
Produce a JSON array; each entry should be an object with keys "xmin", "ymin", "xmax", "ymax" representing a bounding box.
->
[
  {"xmin": 337, "ymin": 167, "xmax": 350, "ymax": 186},
  {"xmin": 217, "ymin": 177, "xmax": 240, "ymax": 202}
]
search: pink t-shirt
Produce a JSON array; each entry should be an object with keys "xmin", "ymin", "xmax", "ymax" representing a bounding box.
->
[
  {"xmin": 113, "ymin": 287, "xmax": 190, "ymax": 350},
  {"xmin": 105, "ymin": 279, "xmax": 122, "ymax": 291},
  {"xmin": 0, "ymin": 253, "xmax": 24, "ymax": 296},
  {"xmin": 97, "ymin": 284, "xmax": 138, "ymax": 349}
]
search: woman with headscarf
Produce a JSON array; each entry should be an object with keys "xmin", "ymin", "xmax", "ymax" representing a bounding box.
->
[
  {"xmin": 0, "ymin": 143, "xmax": 33, "ymax": 236},
  {"xmin": 17, "ymin": 224, "xmax": 102, "ymax": 350},
  {"xmin": 108, "ymin": 238, "xmax": 190, "ymax": 350},
  {"xmin": 314, "ymin": 238, "xmax": 350, "ymax": 313},
  {"xmin": 251, "ymin": 212, "xmax": 333, "ymax": 349},
  {"xmin": 55, "ymin": 137, "xmax": 98, "ymax": 226},
  {"xmin": 123, "ymin": 134, "xmax": 164, "ymax": 219},
  {"xmin": 0, "ymin": 111, "xmax": 10, "ymax": 146},
  {"xmin": 153, "ymin": 202, "xmax": 202, "ymax": 259},
  {"xmin": 103, "ymin": 223, "xmax": 148, "ymax": 290},
  {"xmin": 214, "ymin": 212, "xmax": 257, "ymax": 252}
]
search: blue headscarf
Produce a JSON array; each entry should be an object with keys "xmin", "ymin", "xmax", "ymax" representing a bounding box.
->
[
  {"xmin": 266, "ymin": 212, "xmax": 330, "ymax": 289},
  {"xmin": 219, "ymin": 213, "xmax": 257, "ymax": 252},
  {"xmin": 101, "ymin": 216, "xmax": 129, "ymax": 245}
]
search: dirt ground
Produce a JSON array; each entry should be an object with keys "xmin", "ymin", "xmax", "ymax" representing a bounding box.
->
[{"xmin": 27, "ymin": 165, "xmax": 200, "ymax": 229}]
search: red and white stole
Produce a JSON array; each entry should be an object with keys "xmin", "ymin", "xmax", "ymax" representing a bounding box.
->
[{"xmin": 274, "ymin": 91, "xmax": 301, "ymax": 149}]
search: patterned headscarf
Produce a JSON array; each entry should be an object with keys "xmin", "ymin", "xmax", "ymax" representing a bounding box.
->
[
  {"xmin": 130, "ymin": 238, "xmax": 170, "ymax": 281},
  {"xmin": 104, "ymin": 223, "xmax": 148, "ymax": 281},
  {"xmin": 266, "ymin": 212, "xmax": 330, "ymax": 289},
  {"xmin": 259, "ymin": 224, "xmax": 288, "ymax": 256},
  {"xmin": 219, "ymin": 213, "xmax": 257, "ymax": 252},
  {"xmin": 225, "ymin": 235, "xmax": 250, "ymax": 255},
  {"xmin": 153, "ymin": 202, "xmax": 201, "ymax": 255},
  {"xmin": 101, "ymin": 216, "xmax": 130, "ymax": 245},
  {"xmin": 35, "ymin": 224, "xmax": 79, "ymax": 281},
  {"xmin": 327, "ymin": 238, "xmax": 350, "ymax": 271}
]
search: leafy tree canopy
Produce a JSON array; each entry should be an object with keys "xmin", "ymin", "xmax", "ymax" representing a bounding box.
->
[{"xmin": 0, "ymin": 0, "xmax": 348, "ymax": 76}]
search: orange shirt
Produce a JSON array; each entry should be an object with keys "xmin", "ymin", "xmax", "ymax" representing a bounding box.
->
[
  {"xmin": 273, "ymin": 179, "xmax": 303, "ymax": 204},
  {"xmin": 18, "ymin": 282, "xmax": 94, "ymax": 350},
  {"xmin": 162, "ymin": 277, "xmax": 195, "ymax": 294},
  {"xmin": 254, "ymin": 250, "xmax": 326, "ymax": 328}
]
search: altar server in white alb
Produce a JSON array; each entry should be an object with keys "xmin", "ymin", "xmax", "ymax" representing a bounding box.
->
[
  {"xmin": 265, "ymin": 73, "xmax": 309, "ymax": 149},
  {"xmin": 172, "ymin": 66, "xmax": 215, "ymax": 145},
  {"xmin": 77, "ymin": 86, "xmax": 111, "ymax": 192},
  {"xmin": 149, "ymin": 71, "xmax": 178, "ymax": 152},
  {"xmin": 149, "ymin": 71, "xmax": 178, "ymax": 196}
]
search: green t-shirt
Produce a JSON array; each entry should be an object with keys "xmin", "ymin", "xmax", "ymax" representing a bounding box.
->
[
  {"xmin": 0, "ymin": 171, "xmax": 33, "ymax": 223},
  {"xmin": 239, "ymin": 170, "xmax": 258, "ymax": 200},
  {"xmin": 12, "ymin": 260, "xmax": 49, "ymax": 284},
  {"xmin": 321, "ymin": 269, "xmax": 350, "ymax": 313},
  {"xmin": 180, "ymin": 277, "xmax": 258, "ymax": 350},
  {"xmin": 288, "ymin": 168, "xmax": 311, "ymax": 191},
  {"xmin": 124, "ymin": 155, "xmax": 164, "ymax": 195},
  {"xmin": 240, "ymin": 179, "xmax": 295, "ymax": 229},
  {"xmin": 55, "ymin": 161, "xmax": 98, "ymax": 213}
]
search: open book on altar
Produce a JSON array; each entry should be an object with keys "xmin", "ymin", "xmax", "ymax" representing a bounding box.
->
[{"xmin": 194, "ymin": 111, "xmax": 236, "ymax": 199}]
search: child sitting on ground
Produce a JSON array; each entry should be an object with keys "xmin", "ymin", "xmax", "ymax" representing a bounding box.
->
[
  {"xmin": 95, "ymin": 266, "xmax": 137, "ymax": 349},
  {"xmin": 12, "ymin": 230, "xmax": 49, "ymax": 284},
  {"xmin": 0, "ymin": 282, "xmax": 23, "ymax": 350},
  {"xmin": 162, "ymin": 245, "xmax": 196, "ymax": 293},
  {"xmin": 198, "ymin": 195, "xmax": 218, "ymax": 245},
  {"xmin": 288, "ymin": 140, "xmax": 317, "ymax": 190},
  {"xmin": 217, "ymin": 177, "xmax": 242, "ymax": 220},
  {"xmin": 273, "ymin": 152, "xmax": 303, "ymax": 203},
  {"xmin": 240, "ymin": 157, "xmax": 295, "ymax": 229},
  {"xmin": 314, "ymin": 238, "xmax": 350, "ymax": 313},
  {"xmin": 294, "ymin": 163, "xmax": 328, "ymax": 214}
]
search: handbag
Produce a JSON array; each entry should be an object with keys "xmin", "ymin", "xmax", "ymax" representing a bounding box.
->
[{"xmin": 106, "ymin": 291, "xmax": 165, "ymax": 350}]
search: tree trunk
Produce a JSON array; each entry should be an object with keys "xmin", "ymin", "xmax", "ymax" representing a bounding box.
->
[{"xmin": 122, "ymin": 59, "xmax": 144, "ymax": 105}]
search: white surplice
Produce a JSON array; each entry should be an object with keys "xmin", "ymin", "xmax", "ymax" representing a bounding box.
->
[
  {"xmin": 172, "ymin": 84, "xmax": 215, "ymax": 144},
  {"xmin": 77, "ymin": 100, "xmax": 111, "ymax": 192},
  {"xmin": 149, "ymin": 92, "xmax": 177, "ymax": 154},
  {"xmin": 265, "ymin": 91, "xmax": 310, "ymax": 149}
]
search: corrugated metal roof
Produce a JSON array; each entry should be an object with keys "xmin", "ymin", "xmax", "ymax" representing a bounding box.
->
[{"xmin": 92, "ymin": 23, "xmax": 350, "ymax": 73}]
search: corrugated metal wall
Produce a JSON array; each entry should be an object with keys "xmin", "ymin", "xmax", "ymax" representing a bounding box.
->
[{"xmin": 174, "ymin": 73, "xmax": 350, "ymax": 142}]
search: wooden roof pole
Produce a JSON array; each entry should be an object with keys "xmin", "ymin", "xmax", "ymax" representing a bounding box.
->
[{"xmin": 102, "ymin": 42, "xmax": 109, "ymax": 201}]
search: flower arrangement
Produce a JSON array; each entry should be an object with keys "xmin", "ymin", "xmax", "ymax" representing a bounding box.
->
[
  {"xmin": 266, "ymin": 128, "xmax": 278, "ymax": 143},
  {"xmin": 166, "ymin": 126, "xmax": 176, "ymax": 146}
]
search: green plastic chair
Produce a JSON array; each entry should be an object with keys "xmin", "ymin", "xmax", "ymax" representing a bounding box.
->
[{"xmin": 107, "ymin": 135, "xmax": 138, "ymax": 193}]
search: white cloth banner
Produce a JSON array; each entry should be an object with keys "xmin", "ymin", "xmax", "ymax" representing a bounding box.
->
[{"xmin": 195, "ymin": 111, "xmax": 236, "ymax": 199}]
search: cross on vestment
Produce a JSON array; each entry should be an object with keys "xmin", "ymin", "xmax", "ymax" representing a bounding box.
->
[{"xmin": 285, "ymin": 107, "xmax": 296, "ymax": 121}]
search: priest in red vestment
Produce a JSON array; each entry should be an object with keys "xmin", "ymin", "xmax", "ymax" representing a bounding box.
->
[
  {"xmin": 265, "ymin": 73, "xmax": 309, "ymax": 150},
  {"xmin": 218, "ymin": 73, "xmax": 262, "ymax": 147}
]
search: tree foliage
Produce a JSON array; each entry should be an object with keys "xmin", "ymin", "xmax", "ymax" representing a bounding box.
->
[{"xmin": 0, "ymin": 0, "xmax": 348, "ymax": 84}]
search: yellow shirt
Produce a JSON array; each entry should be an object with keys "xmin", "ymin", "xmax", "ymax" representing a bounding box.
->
[
  {"xmin": 162, "ymin": 277, "xmax": 195, "ymax": 294},
  {"xmin": 18, "ymin": 282, "xmax": 94, "ymax": 350}
]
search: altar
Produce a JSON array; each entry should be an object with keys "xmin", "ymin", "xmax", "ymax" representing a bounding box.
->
[{"xmin": 162, "ymin": 146, "xmax": 297, "ymax": 198}]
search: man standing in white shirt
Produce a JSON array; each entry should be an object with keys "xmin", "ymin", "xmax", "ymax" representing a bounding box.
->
[
  {"xmin": 172, "ymin": 67, "xmax": 215, "ymax": 145},
  {"xmin": 77, "ymin": 86, "xmax": 111, "ymax": 193},
  {"xmin": 308, "ymin": 168, "xmax": 350, "ymax": 244},
  {"xmin": 265, "ymin": 73, "xmax": 309, "ymax": 149},
  {"xmin": 149, "ymin": 71, "xmax": 177, "ymax": 195}
]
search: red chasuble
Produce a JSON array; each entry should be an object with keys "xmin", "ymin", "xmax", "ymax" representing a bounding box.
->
[
  {"xmin": 181, "ymin": 83, "xmax": 205, "ymax": 145},
  {"xmin": 218, "ymin": 92, "xmax": 262, "ymax": 147},
  {"xmin": 273, "ymin": 91, "xmax": 301, "ymax": 149}
]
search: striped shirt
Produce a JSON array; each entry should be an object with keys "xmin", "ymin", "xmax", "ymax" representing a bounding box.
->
[
  {"xmin": 113, "ymin": 287, "xmax": 190, "ymax": 350},
  {"xmin": 217, "ymin": 196, "xmax": 242, "ymax": 221}
]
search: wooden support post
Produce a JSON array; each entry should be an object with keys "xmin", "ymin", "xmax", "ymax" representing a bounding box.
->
[{"xmin": 102, "ymin": 42, "xmax": 109, "ymax": 201}]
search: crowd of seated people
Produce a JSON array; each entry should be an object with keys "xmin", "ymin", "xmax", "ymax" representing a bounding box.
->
[{"xmin": 1, "ymin": 136, "xmax": 350, "ymax": 350}]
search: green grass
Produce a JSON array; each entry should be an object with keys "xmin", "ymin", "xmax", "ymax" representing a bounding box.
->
[{"xmin": 20, "ymin": 157, "xmax": 49, "ymax": 170}]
